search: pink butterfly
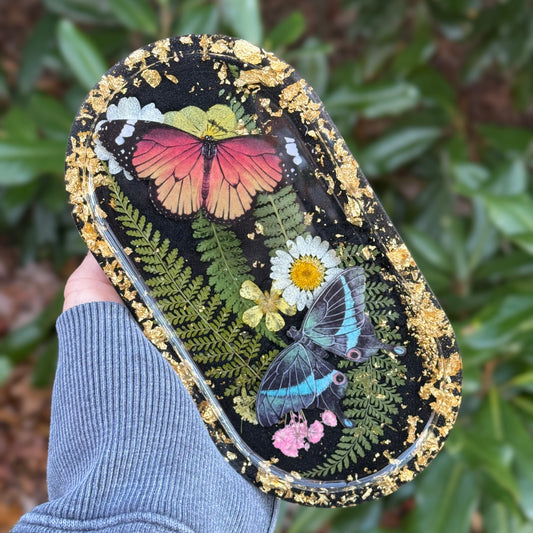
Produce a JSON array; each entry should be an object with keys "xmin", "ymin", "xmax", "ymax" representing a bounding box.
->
[{"xmin": 98, "ymin": 120, "xmax": 284, "ymax": 222}]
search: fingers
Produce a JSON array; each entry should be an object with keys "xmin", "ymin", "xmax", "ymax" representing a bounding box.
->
[{"xmin": 63, "ymin": 253, "xmax": 123, "ymax": 312}]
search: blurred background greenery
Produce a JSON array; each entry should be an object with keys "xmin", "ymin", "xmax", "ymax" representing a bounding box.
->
[{"xmin": 1, "ymin": 0, "xmax": 532, "ymax": 531}]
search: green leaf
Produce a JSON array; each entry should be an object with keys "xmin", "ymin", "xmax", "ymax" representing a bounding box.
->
[
  {"xmin": 460, "ymin": 294, "xmax": 533, "ymax": 355},
  {"xmin": 28, "ymin": 93, "xmax": 74, "ymax": 140},
  {"xmin": 264, "ymin": 11, "xmax": 305, "ymax": 50},
  {"xmin": 483, "ymin": 195, "xmax": 533, "ymax": 253},
  {"xmin": 326, "ymin": 82, "xmax": 420, "ymax": 119},
  {"xmin": 286, "ymin": 507, "xmax": 340, "ymax": 533},
  {"xmin": 175, "ymin": 1, "xmax": 219, "ymax": 35},
  {"xmin": 17, "ymin": 13, "xmax": 57, "ymax": 95},
  {"xmin": 482, "ymin": 502, "xmax": 533, "ymax": 533},
  {"xmin": 0, "ymin": 356, "xmax": 12, "ymax": 386},
  {"xmin": 451, "ymin": 162, "xmax": 490, "ymax": 195},
  {"xmin": 220, "ymin": 0, "xmax": 263, "ymax": 45},
  {"xmin": 359, "ymin": 126, "xmax": 442, "ymax": 177},
  {"xmin": 108, "ymin": 0, "xmax": 158, "ymax": 36},
  {"xmin": 407, "ymin": 452, "xmax": 479, "ymax": 533},
  {"xmin": 0, "ymin": 139, "xmax": 65, "ymax": 185},
  {"xmin": 43, "ymin": 0, "xmax": 114, "ymax": 23},
  {"xmin": 57, "ymin": 19, "xmax": 107, "ymax": 90}
]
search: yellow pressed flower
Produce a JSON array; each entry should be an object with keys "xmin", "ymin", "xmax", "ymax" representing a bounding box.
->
[{"xmin": 240, "ymin": 280, "xmax": 296, "ymax": 332}]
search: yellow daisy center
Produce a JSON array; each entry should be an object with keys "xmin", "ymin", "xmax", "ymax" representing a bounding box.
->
[{"xmin": 290, "ymin": 256, "xmax": 325, "ymax": 291}]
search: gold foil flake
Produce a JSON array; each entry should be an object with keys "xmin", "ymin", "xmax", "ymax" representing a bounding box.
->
[
  {"xmin": 398, "ymin": 467, "xmax": 415, "ymax": 483},
  {"xmin": 387, "ymin": 242, "xmax": 416, "ymax": 272},
  {"xmin": 256, "ymin": 469, "xmax": 292, "ymax": 498},
  {"xmin": 131, "ymin": 300, "xmax": 152, "ymax": 321},
  {"xmin": 235, "ymin": 68, "xmax": 276, "ymax": 89},
  {"xmin": 377, "ymin": 475, "xmax": 398, "ymax": 496},
  {"xmin": 81, "ymin": 223, "xmax": 100, "ymax": 250},
  {"xmin": 406, "ymin": 415, "xmax": 421, "ymax": 444},
  {"xmin": 141, "ymin": 69, "xmax": 162, "ymax": 88},
  {"xmin": 152, "ymin": 39, "xmax": 171, "ymax": 64},
  {"xmin": 415, "ymin": 432, "xmax": 441, "ymax": 469},
  {"xmin": 444, "ymin": 351, "xmax": 462, "ymax": 378},
  {"xmin": 164, "ymin": 72, "xmax": 179, "ymax": 84},
  {"xmin": 142, "ymin": 320, "xmax": 168, "ymax": 350},
  {"xmin": 226, "ymin": 451, "xmax": 238, "ymax": 461},
  {"xmin": 345, "ymin": 197, "xmax": 363, "ymax": 227},
  {"xmin": 167, "ymin": 360, "xmax": 196, "ymax": 393},
  {"xmin": 279, "ymin": 80, "xmax": 321, "ymax": 123},
  {"xmin": 217, "ymin": 61, "xmax": 229, "ymax": 84},
  {"xmin": 124, "ymin": 48, "xmax": 151, "ymax": 70},
  {"xmin": 233, "ymin": 39, "xmax": 262, "ymax": 65},
  {"xmin": 304, "ymin": 212, "xmax": 314, "ymax": 225},
  {"xmin": 314, "ymin": 170, "xmax": 335, "ymax": 195},
  {"xmin": 361, "ymin": 486, "xmax": 373, "ymax": 500},
  {"xmin": 336, "ymin": 160, "xmax": 359, "ymax": 194},
  {"xmin": 361, "ymin": 245, "xmax": 377, "ymax": 260},
  {"xmin": 179, "ymin": 35, "xmax": 193, "ymax": 45},
  {"xmin": 199, "ymin": 400, "xmax": 217, "ymax": 426},
  {"xmin": 199, "ymin": 34, "xmax": 210, "ymax": 60},
  {"xmin": 210, "ymin": 38, "xmax": 232, "ymax": 55}
]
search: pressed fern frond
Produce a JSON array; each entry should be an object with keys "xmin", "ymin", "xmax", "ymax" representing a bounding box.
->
[
  {"xmin": 108, "ymin": 176, "xmax": 279, "ymax": 412},
  {"xmin": 192, "ymin": 214, "xmax": 252, "ymax": 316},
  {"xmin": 254, "ymin": 185, "xmax": 307, "ymax": 253}
]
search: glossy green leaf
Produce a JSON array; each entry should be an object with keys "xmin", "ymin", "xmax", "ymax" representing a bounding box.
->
[
  {"xmin": 57, "ymin": 19, "xmax": 108, "ymax": 90},
  {"xmin": 17, "ymin": 14, "xmax": 57, "ymax": 95},
  {"xmin": 0, "ymin": 139, "xmax": 65, "ymax": 182},
  {"xmin": 326, "ymin": 82, "xmax": 420, "ymax": 119},
  {"xmin": 482, "ymin": 502, "xmax": 533, "ymax": 533},
  {"xmin": 43, "ymin": 0, "xmax": 113, "ymax": 23},
  {"xmin": 220, "ymin": 0, "xmax": 263, "ymax": 45},
  {"xmin": 108, "ymin": 0, "xmax": 158, "ymax": 36},
  {"xmin": 0, "ymin": 356, "xmax": 12, "ymax": 386},
  {"xmin": 483, "ymin": 195, "xmax": 533, "ymax": 253},
  {"xmin": 264, "ymin": 12, "xmax": 306, "ymax": 50},
  {"xmin": 359, "ymin": 126, "xmax": 442, "ymax": 176},
  {"xmin": 175, "ymin": 2, "xmax": 219, "ymax": 36},
  {"xmin": 285, "ymin": 506, "xmax": 340, "ymax": 533},
  {"xmin": 407, "ymin": 452, "xmax": 479, "ymax": 533},
  {"xmin": 460, "ymin": 294, "xmax": 533, "ymax": 353}
]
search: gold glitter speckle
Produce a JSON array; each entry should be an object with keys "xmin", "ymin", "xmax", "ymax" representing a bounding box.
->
[
  {"xmin": 141, "ymin": 69, "xmax": 162, "ymax": 88},
  {"xmin": 233, "ymin": 39, "xmax": 262, "ymax": 64}
]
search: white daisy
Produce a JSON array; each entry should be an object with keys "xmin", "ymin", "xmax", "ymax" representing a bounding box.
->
[
  {"xmin": 270, "ymin": 235, "xmax": 343, "ymax": 311},
  {"xmin": 94, "ymin": 97, "xmax": 164, "ymax": 180}
]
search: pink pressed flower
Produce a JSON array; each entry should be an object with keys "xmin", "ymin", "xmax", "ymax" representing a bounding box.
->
[
  {"xmin": 321, "ymin": 410, "xmax": 338, "ymax": 427},
  {"xmin": 273, "ymin": 425, "xmax": 300, "ymax": 457},
  {"xmin": 272, "ymin": 416, "xmax": 308, "ymax": 457},
  {"xmin": 307, "ymin": 420, "xmax": 324, "ymax": 443}
]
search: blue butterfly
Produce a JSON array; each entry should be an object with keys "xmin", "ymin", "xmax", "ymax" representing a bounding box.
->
[{"xmin": 255, "ymin": 266, "xmax": 405, "ymax": 428}]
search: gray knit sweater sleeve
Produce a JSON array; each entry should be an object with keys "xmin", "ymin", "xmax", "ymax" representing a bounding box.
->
[{"xmin": 12, "ymin": 302, "xmax": 278, "ymax": 533}]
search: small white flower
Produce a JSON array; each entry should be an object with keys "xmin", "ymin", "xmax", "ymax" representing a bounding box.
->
[
  {"xmin": 270, "ymin": 235, "xmax": 343, "ymax": 311},
  {"xmin": 94, "ymin": 97, "xmax": 164, "ymax": 180}
]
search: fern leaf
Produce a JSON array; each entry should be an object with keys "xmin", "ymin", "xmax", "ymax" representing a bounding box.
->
[
  {"xmin": 192, "ymin": 215, "xmax": 253, "ymax": 315},
  {"xmin": 254, "ymin": 185, "xmax": 307, "ymax": 253}
]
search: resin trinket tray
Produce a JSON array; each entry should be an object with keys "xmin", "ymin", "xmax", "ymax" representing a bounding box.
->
[{"xmin": 66, "ymin": 34, "xmax": 462, "ymax": 507}]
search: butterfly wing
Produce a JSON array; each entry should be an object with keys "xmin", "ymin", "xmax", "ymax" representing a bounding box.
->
[
  {"xmin": 256, "ymin": 342, "xmax": 351, "ymax": 427},
  {"xmin": 302, "ymin": 267, "xmax": 369, "ymax": 361},
  {"xmin": 205, "ymin": 135, "xmax": 283, "ymax": 220},
  {"xmin": 97, "ymin": 120, "xmax": 204, "ymax": 218}
]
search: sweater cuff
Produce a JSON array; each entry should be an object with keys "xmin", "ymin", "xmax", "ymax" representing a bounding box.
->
[{"xmin": 13, "ymin": 302, "xmax": 278, "ymax": 533}]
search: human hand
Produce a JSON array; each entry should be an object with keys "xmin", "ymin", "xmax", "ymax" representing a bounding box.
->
[{"xmin": 63, "ymin": 252, "xmax": 123, "ymax": 312}]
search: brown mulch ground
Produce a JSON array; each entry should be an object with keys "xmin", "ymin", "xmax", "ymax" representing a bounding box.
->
[{"xmin": 0, "ymin": 246, "xmax": 61, "ymax": 532}]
